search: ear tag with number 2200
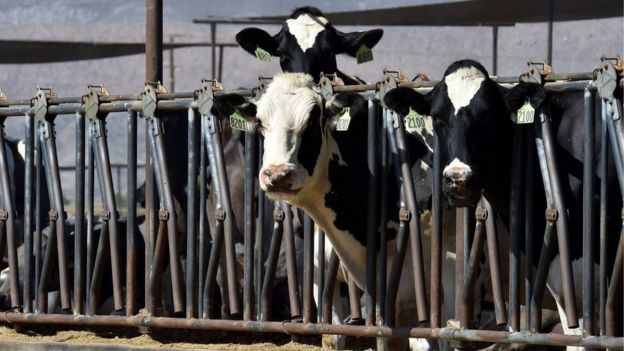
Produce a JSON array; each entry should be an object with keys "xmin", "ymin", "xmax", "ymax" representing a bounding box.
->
[
  {"xmin": 255, "ymin": 47, "xmax": 272, "ymax": 62},
  {"xmin": 336, "ymin": 107, "xmax": 351, "ymax": 131},
  {"xmin": 404, "ymin": 107, "xmax": 425, "ymax": 129},
  {"xmin": 230, "ymin": 109, "xmax": 247, "ymax": 131},
  {"xmin": 356, "ymin": 45, "xmax": 373, "ymax": 64},
  {"xmin": 515, "ymin": 98, "xmax": 535, "ymax": 124}
]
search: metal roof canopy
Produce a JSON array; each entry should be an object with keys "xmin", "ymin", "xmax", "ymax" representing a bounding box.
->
[{"xmin": 0, "ymin": 40, "xmax": 236, "ymax": 64}]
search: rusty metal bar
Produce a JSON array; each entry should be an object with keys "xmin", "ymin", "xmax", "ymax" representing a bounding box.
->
[
  {"xmin": 302, "ymin": 214, "xmax": 314, "ymax": 324},
  {"xmin": 147, "ymin": 219, "xmax": 167, "ymax": 315},
  {"xmin": 34, "ymin": 131, "xmax": 43, "ymax": 313},
  {"xmin": 73, "ymin": 112, "xmax": 86, "ymax": 315},
  {"xmin": 197, "ymin": 113, "xmax": 208, "ymax": 317},
  {"xmin": 0, "ymin": 121, "xmax": 20, "ymax": 309},
  {"xmin": 322, "ymin": 250, "xmax": 340, "ymax": 324},
  {"xmin": 431, "ymin": 134, "xmax": 442, "ymax": 328},
  {"xmin": 541, "ymin": 110, "xmax": 579, "ymax": 328},
  {"xmin": 378, "ymin": 108, "xmax": 390, "ymax": 324},
  {"xmin": 599, "ymin": 105, "xmax": 609, "ymax": 336},
  {"xmin": 202, "ymin": 218, "xmax": 224, "ymax": 319},
  {"xmin": 605, "ymin": 229, "xmax": 623, "ymax": 337},
  {"xmin": 509, "ymin": 125, "xmax": 524, "ymax": 331},
  {"xmin": 23, "ymin": 113, "xmax": 35, "ymax": 314},
  {"xmin": 460, "ymin": 205, "xmax": 487, "ymax": 328},
  {"xmin": 365, "ymin": 99, "xmax": 378, "ymax": 326},
  {"xmin": 88, "ymin": 220, "xmax": 110, "ymax": 314},
  {"xmin": 582, "ymin": 87, "xmax": 596, "ymax": 336},
  {"xmin": 482, "ymin": 197, "xmax": 507, "ymax": 325},
  {"xmin": 4, "ymin": 313, "xmax": 621, "ymax": 349},
  {"xmin": 255, "ymin": 137, "xmax": 265, "ymax": 321},
  {"xmin": 385, "ymin": 206, "xmax": 408, "ymax": 328},
  {"xmin": 85, "ymin": 126, "xmax": 95, "ymax": 315},
  {"xmin": 348, "ymin": 276, "xmax": 362, "ymax": 322},
  {"xmin": 186, "ymin": 107, "xmax": 198, "ymax": 319},
  {"xmin": 524, "ymin": 127, "xmax": 535, "ymax": 330},
  {"xmin": 260, "ymin": 205, "xmax": 284, "ymax": 321},
  {"xmin": 126, "ymin": 110, "xmax": 138, "ymax": 316},
  {"xmin": 36, "ymin": 220, "xmax": 55, "ymax": 314},
  {"xmin": 454, "ymin": 208, "xmax": 465, "ymax": 324},
  {"xmin": 244, "ymin": 129, "xmax": 257, "ymax": 321},
  {"xmin": 282, "ymin": 202, "xmax": 301, "ymax": 319}
]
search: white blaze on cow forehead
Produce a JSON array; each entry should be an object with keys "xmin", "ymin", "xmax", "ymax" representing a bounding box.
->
[
  {"xmin": 442, "ymin": 157, "xmax": 472, "ymax": 176},
  {"xmin": 286, "ymin": 14, "xmax": 329, "ymax": 52},
  {"xmin": 444, "ymin": 66, "xmax": 486, "ymax": 115}
]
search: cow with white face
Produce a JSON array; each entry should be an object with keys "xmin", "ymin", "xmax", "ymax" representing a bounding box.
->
[{"xmin": 236, "ymin": 6, "xmax": 383, "ymax": 84}]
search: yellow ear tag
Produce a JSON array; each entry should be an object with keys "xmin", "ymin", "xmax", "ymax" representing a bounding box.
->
[
  {"xmin": 336, "ymin": 107, "xmax": 351, "ymax": 131},
  {"xmin": 516, "ymin": 98, "xmax": 535, "ymax": 124},
  {"xmin": 404, "ymin": 107, "xmax": 425, "ymax": 129},
  {"xmin": 356, "ymin": 45, "xmax": 373, "ymax": 64},
  {"xmin": 254, "ymin": 47, "xmax": 272, "ymax": 62},
  {"xmin": 229, "ymin": 109, "xmax": 247, "ymax": 131}
]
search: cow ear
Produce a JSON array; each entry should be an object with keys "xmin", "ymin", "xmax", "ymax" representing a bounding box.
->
[
  {"xmin": 504, "ymin": 82, "xmax": 546, "ymax": 111},
  {"xmin": 212, "ymin": 94, "xmax": 257, "ymax": 122},
  {"xmin": 337, "ymin": 28, "xmax": 384, "ymax": 56},
  {"xmin": 325, "ymin": 92, "xmax": 367, "ymax": 129},
  {"xmin": 383, "ymin": 87, "xmax": 430, "ymax": 117},
  {"xmin": 236, "ymin": 28, "xmax": 279, "ymax": 57}
]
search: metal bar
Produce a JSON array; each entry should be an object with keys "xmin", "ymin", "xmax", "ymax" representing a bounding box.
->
[
  {"xmin": 218, "ymin": 45, "xmax": 224, "ymax": 82},
  {"xmin": 604, "ymin": 101, "xmax": 624, "ymax": 196},
  {"xmin": 126, "ymin": 110, "xmax": 137, "ymax": 316},
  {"xmin": 455, "ymin": 208, "xmax": 465, "ymax": 323},
  {"xmin": 88, "ymin": 221, "xmax": 110, "ymax": 314},
  {"xmin": 244, "ymin": 130, "xmax": 257, "ymax": 321},
  {"xmin": 5, "ymin": 313, "xmax": 621, "ymax": 349},
  {"xmin": 322, "ymin": 250, "xmax": 340, "ymax": 324},
  {"xmin": 385, "ymin": 207, "xmax": 408, "ymax": 327},
  {"xmin": 605, "ymin": 230, "xmax": 623, "ymax": 337},
  {"xmin": 365, "ymin": 99, "xmax": 378, "ymax": 326},
  {"xmin": 40, "ymin": 121, "xmax": 71, "ymax": 311},
  {"xmin": 431, "ymin": 134, "xmax": 442, "ymax": 328},
  {"xmin": 0, "ymin": 121, "xmax": 20, "ymax": 309},
  {"xmin": 302, "ymin": 214, "xmax": 314, "ymax": 324},
  {"xmin": 186, "ymin": 107, "xmax": 198, "ymax": 318},
  {"xmin": 547, "ymin": 0, "xmax": 553, "ymax": 65},
  {"xmin": 460, "ymin": 206, "xmax": 487, "ymax": 328},
  {"xmin": 509, "ymin": 125, "xmax": 523, "ymax": 331},
  {"xmin": 483, "ymin": 197, "xmax": 507, "ymax": 325},
  {"xmin": 599, "ymin": 107, "xmax": 609, "ymax": 336},
  {"xmin": 394, "ymin": 111, "xmax": 428, "ymax": 322},
  {"xmin": 34, "ymin": 133, "xmax": 42, "ymax": 313},
  {"xmin": 255, "ymin": 136, "xmax": 265, "ymax": 320},
  {"xmin": 378, "ymin": 108, "xmax": 389, "ymax": 323},
  {"xmin": 524, "ymin": 127, "xmax": 535, "ymax": 330},
  {"xmin": 23, "ymin": 113, "xmax": 35, "ymax": 314},
  {"xmin": 348, "ymin": 276, "xmax": 362, "ymax": 321},
  {"xmin": 492, "ymin": 25, "xmax": 498, "ymax": 75},
  {"xmin": 197, "ymin": 114, "xmax": 208, "ymax": 317},
  {"xmin": 85, "ymin": 127, "xmax": 95, "ymax": 315},
  {"xmin": 73, "ymin": 112, "xmax": 86, "ymax": 315},
  {"xmin": 541, "ymin": 111, "xmax": 579, "ymax": 328},
  {"xmin": 202, "ymin": 218, "xmax": 224, "ymax": 319},
  {"xmin": 92, "ymin": 118, "xmax": 124, "ymax": 312},
  {"xmin": 147, "ymin": 219, "xmax": 167, "ymax": 315},
  {"xmin": 260, "ymin": 206, "xmax": 283, "ymax": 321},
  {"xmin": 583, "ymin": 87, "xmax": 596, "ymax": 336},
  {"xmin": 316, "ymin": 230, "xmax": 325, "ymax": 323},
  {"xmin": 145, "ymin": 0, "xmax": 163, "ymax": 83},
  {"xmin": 211, "ymin": 23, "xmax": 216, "ymax": 80},
  {"xmin": 282, "ymin": 202, "xmax": 301, "ymax": 319},
  {"xmin": 36, "ymin": 220, "xmax": 55, "ymax": 314}
]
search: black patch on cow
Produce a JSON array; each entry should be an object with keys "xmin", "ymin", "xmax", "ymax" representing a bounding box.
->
[{"xmin": 297, "ymin": 105, "xmax": 322, "ymax": 176}]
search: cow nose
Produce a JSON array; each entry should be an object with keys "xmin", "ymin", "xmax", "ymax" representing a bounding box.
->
[
  {"xmin": 442, "ymin": 158, "xmax": 473, "ymax": 191},
  {"xmin": 261, "ymin": 165, "xmax": 296, "ymax": 190}
]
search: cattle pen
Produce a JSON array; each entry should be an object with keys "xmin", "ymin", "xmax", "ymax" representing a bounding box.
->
[{"xmin": 0, "ymin": 2, "xmax": 623, "ymax": 351}]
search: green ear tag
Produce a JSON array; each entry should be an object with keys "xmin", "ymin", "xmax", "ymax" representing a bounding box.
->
[
  {"xmin": 404, "ymin": 107, "xmax": 425, "ymax": 129},
  {"xmin": 255, "ymin": 47, "xmax": 272, "ymax": 62},
  {"xmin": 516, "ymin": 98, "xmax": 535, "ymax": 124},
  {"xmin": 356, "ymin": 45, "xmax": 373, "ymax": 64},
  {"xmin": 336, "ymin": 107, "xmax": 351, "ymax": 131},
  {"xmin": 229, "ymin": 109, "xmax": 248, "ymax": 131}
]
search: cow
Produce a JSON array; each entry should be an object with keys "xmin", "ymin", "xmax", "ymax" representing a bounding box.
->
[{"xmin": 384, "ymin": 59, "xmax": 623, "ymax": 346}]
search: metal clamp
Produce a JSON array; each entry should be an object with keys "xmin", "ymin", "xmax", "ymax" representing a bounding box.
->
[
  {"xmin": 545, "ymin": 207, "xmax": 558, "ymax": 222},
  {"xmin": 594, "ymin": 57, "xmax": 621, "ymax": 102},
  {"xmin": 520, "ymin": 62, "xmax": 552, "ymax": 85},
  {"xmin": 0, "ymin": 209, "xmax": 8, "ymax": 221},
  {"xmin": 377, "ymin": 69, "xmax": 404, "ymax": 109},
  {"xmin": 214, "ymin": 208, "xmax": 226, "ymax": 221},
  {"xmin": 398, "ymin": 207, "xmax": 411, "ymax": 222},
  {"xmin": 141, "ymin": 81, "xmax": 167, "ymax": 119},
  {"xmin": 272, "ymin": 207, "xmax": 284, "ymax": 221},
  {"xmin": 100, "ymin": 210, "xmax": 111, "ymax": 222},
  {"xmin": 252, "ymin": 76, "xmax": 272, "ymax": 101},
  {"xmin": 318, "ymin": 75, "xmax": 336, "ymax": 101},
  {"xmin": 197, "ymin": 79, "xmax": 218, "ymax": 116},
  {"xmin": 83, "ymin": 84, "xmax": 109, "ymax": 121},
  {"xmin": 48, "ymin": 209, "xmax": 58, "ymax": 221},
  {"xmin": 32, "ymin": 87, "xmax": 58, "ymax": 140},
  {"xmin": 475, "ymin": 207, "xmax": 488, "ymax": 221},
  {"xmin": 158, "ymin": 209, "xmax": 170, "ymax": 221}
]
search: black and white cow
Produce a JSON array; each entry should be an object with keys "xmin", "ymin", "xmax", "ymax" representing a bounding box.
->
[
  {"xmin": 384, "ymin": 59, "xmax": 623, "ymax": 342},
  {"xmin": 236, "ymin": 6, "xmax": 383, "ymax": 84}
]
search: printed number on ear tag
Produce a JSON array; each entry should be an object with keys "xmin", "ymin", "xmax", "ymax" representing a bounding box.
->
[
  {"xmin": 336, "ymin": 107, "xmax": 351, "ymax": 131},
  {"xmin": 230, "ymin": 110, "xmax": 247, "ymax": 131},
  {"xmin": 255, "ymin": 47, "xmax": 272, "ymax": 62},
  {"xmin": 356, "ymin": 45, "xmax": 373, "ymax": 64},
  {"xmin": 515, "ymin": 98, "xmax": 535, "ymax": 124},
  {"xmin": 404, "ymin": 107, "xmax": 425, "ymax": 129}
]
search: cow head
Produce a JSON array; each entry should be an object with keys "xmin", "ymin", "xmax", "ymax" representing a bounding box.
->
[
  {"xmin": 236, "ymin": 7, "xmax": 383, "ymax": 82},
  {"xmin": 218, "ymin": 73, "xmax": 366, "ymax": 204}
]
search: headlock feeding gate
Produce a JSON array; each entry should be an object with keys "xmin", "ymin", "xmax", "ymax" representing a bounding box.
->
[{"xmin": 0, "ymin": 57, "xmax": 622, "ymax": 351}]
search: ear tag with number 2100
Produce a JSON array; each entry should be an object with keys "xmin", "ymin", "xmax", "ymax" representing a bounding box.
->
[
  {"xmin": 230, "ymin": 109, "xmax": 247, "ymax": 131},
  {"xmin": 515, "ymin": 98, "xmax": 535, "ymax": 124},
  {"xmin": 336, "ymin": 107, "xmax": 351, "ymax": 131},
  {"xmin": 404, "ymin": 107, "xmax": 425, "ymax": 129}
]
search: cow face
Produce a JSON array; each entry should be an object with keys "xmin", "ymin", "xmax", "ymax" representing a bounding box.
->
[
  {"xmin": 236, "ymin": 7, "xmax": 383, "ymax": 82},
  {"xmin": 223, "ymin": 73, "xmax": 365, "ymax": 204}
]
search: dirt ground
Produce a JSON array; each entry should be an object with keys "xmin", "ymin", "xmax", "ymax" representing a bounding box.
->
[{"xmin": 0, "ymin": 324, "xmax": 341, "ymax": 350}]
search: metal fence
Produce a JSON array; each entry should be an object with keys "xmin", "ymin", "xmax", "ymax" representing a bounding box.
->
[{"xmin": 0, "ymin": 58, "xmax": 622, "ymax": 350}]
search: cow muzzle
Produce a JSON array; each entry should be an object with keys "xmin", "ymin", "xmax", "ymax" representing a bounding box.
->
[
  {"xmin": 260, "ymin": 164, "xmax": 299, "ymax": 194},
  {"xmin": 442, "ymin": 159, "xmax": 479, "ymax": 206}
]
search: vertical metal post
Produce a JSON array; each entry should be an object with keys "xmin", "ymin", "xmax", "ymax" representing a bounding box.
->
[
  {"xmin": 322, "ymin": 250, "xmax": 340, "ymax": 324},
  {"xmin": 282, "ymin": 202, "xmax": 301, "ymax": 319},
  {"xmin": 186, "ymin": 107, "xmax": 198, "ymax": 318},
  {"xmin": 365, "ymin": 99, "xmax": 378, "ymax": 326},
  {"xmin": 127, "ymin": 110, "xmax": 137, "ymax": 316},
  {"xmin": 211, "ymin": 23, "xmax": 217, "ymax": 79},
  {"xmin": 260, "ymin": 205, "xmax": 284, "ymax": 321},
  {"xmin": 23, "ymin": 113, "xmax": 35, "ymax": 314},
  {"xmin": 582, "ymin": 87, "xmax": 595, "ymax": 336},
  {"xmin": 431, "ymin": 134, "xmax": 442, "ymax": 328},
  {"xmin": 492, "ymin": 25, "xmax": 498, "ymax": 76},
  {"xmin": 460, "ymin": 204, "xmax": 487, "ymax": 328},
  {"xmin": 599, "ymin": 104, "xmax": 609, "ymax": 336},
  {"xmin": 524, "ymin": 127, "xmax": 535, "ymax": 330},
  {"xmin": 74, "ymin": 112, "xmax": 86, "ymax": 315},
  {"xmin": 255, "ymin": 137, "xmax": 265, "ymax": 320},
  {"xmin": 85, "ymin": 125, "xmax": 95, "ymax": 315},
  {"xmin": 483, "ymin": 197, "xmax": 507, "ymax": 325},
  {"xmin": 302, "ymin": 214, "xmax": 314, "ymax": 324},
  {"xmin": 197, "ymin": 114, "xmax": 207, "ymax": 317},
  {"xmin": 509, "ymin": 126, "xmax": 523, "ymax": 331},
  {"xmin": 546, "ymin": 0, "xmax": 554, "ymax": 65},
  {"xmin": 378, "ymin": 108, "xmax": 389, "ymax": 324},
  {"xmin": 34, "ymin": 132, "xmax": 42, "ymax": 313},
  {"xmin": 244, "ymin": 130, "xmax": 257, "ymax": 321}
]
